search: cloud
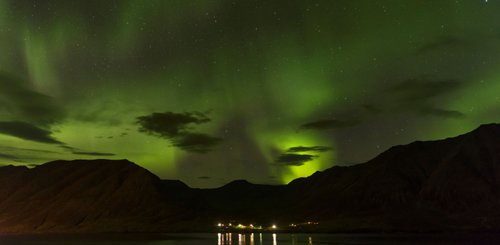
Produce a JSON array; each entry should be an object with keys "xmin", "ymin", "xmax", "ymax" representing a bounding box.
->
[
  {"xmin": 419, "ymin": 107, "xmax": 465, "ymax": 119},
  {"xmin": 198, "ymin": 176, "xmax": 211, "ymax": 180},
  {"xmin": 137, "ymin": 112, "xmax": 210, "ymax": 137},
  {"xmin": 274, "ymin": 145, "xmax": 333, "ymax": 166},
  {"xmin": 298, "ymin": 119, "xmax": 359, "ymax": 131},
  {"xmin": 0, "ymin": 121, "xmax": 62, "ymax": 144},
  {"xmin": 58, "ymin": 145, "xmax": 116, "ymax": 157},
  {"xmin": 0, "ymin": 145, "xmax": 63, "ymax": 163},
  {"xmin": 287, "ymin": 146, "xmax": 332, "ymax": 153},
  {"xmin": 0, "ymin": 75, "xmax": 73, "ymax": 149},
  {"xmin": 417, "ymin": 36, "xmax": 466, "ymax": 53},
  {"xmin": 171, "ymin": 133, "xmax": 222, "ymax": 153},
  {"xmin": 0, "ymin": 146, "xmax": 59, "ymax": 154},
  {"xmin": 0, "ymin": 73, "xmax": 64, "ymax": 126},
  {"xmin": 362, "ymin": 104, "xmax": 382, "ymax": 114},
  {"xmin": 387, "ymin": 79, "xmax": 462, "ymax": 101},
  {"xmin": 137, "ymin": 111, "xmax": 222, "ymax": 153},
  {"xmin": 376, "ymin": 78, "xmax": 466, "ymax": 119},
  {"xmin": 71, "ymin": 151, "xmax": 116, "ymax": 157},
  {"xmin": 275, "ymin": 153, "xmax": 317, "ymax": 166},
  {"xmin": 0, "ymin": 152, "xmax": 21, "ymax": 162}
]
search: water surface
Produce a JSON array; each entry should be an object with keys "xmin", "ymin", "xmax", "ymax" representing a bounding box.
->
[{"xmin": 1, "ymin": 233, "xmax": 500, "ymax": 244}]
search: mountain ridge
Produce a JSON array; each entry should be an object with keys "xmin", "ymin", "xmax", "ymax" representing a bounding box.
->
[{"xmin": 1, "ymin": 123, "xmax": 500, "ymax": 233}]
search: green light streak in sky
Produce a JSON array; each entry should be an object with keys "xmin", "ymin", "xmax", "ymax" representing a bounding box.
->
[
  {"xmin": 23, "ymin": 30, "xmax": 60, "ymax": 96},
  {"xmin": 0, "ymin": 0, "xmax": 499, "ymax": 187}
]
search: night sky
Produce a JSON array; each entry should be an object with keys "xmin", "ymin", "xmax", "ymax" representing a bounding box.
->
[{"xmin": 0, "ymin": 0, "xmax": 499, "ymax": 187}]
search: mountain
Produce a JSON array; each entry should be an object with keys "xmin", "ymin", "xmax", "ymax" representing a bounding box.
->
[
  {"xmin": 1, "ymin": 124, "xmax": 500, "ymax": 233},
  {"xmin": 286, "ymin": 123, "xmax": 500, "ymax": 231},
  {"xmin": 0, "ymin": 159, "xmax": 198, "ymax": 233}
]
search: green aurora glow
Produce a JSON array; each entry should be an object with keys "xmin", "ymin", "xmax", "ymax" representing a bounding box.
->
[{"xmin": 0, "ymin": 0, "xmax": 499, "ymax": 187}]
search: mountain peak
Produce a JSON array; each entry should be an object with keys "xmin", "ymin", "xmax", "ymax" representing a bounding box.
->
[
  {"xmin": 477, "ymin": 122, "xmax": 500, "ymax": 128},
  {"xmin": 36, "ymin": 159, "xmax": 152, "ymax": 175},
  {"xmin": 473, "ymin": 123, "xmax": 500, "ymax": 133},
  {"xmin": 222, "ymin": 179, "xmax": 252, "ymax": 188}
]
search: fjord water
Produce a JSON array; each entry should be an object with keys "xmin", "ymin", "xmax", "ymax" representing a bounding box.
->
[{"xmin": 1, "ymin": 233, "xmax": 500, "ymax": 245}]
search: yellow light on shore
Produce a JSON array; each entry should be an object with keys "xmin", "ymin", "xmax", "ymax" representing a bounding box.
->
[{"xmin": 271, "ymin": 224, "xmax": 277, "ymax": 229}]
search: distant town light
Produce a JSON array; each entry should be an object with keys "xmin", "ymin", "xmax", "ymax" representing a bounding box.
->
[
  {"xmin": 271, "ymin": 224, "xmax": 277, "ymax": 229},
  {"xmin": 217, "ymin": 223, "xmax": 223, "ymax": 227}
]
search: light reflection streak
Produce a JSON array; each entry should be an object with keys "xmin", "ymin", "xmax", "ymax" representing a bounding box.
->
[
  {"xmin": 238, "ymin": 233, "xmax": 245, "ymax": 245},
  {"xmin": 218, "ymin": 232, "xmax": 314, "ymax": 245}
]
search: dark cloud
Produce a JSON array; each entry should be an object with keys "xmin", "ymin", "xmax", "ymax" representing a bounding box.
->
[
  {"xmin": 374, "ymin": 78, "xmax": 467, "ymax": 119},
  {"xmin": 274, "ymin": 145, "xmax": 333, "ymax": 166},
  {"xmin": 417, "ymin": 36, "xmax": 466, "ymax": 53},
  {"xmin": 0, "ymin": 121, "xmax": 62, "ymax": 144},
  {"xmin": 0, "ymin": 146, "xmax": 59, "ymax": 154},
  {"xmin": 287, "ymin": 146, "xmax": 332, "ymax": 153},
  {"xmin": 0, "ymin": 75, "xmax": 68, "ymax": 151},
  {"xmin": 58, "ymin": 145, "xmax": 115, "ymax": 157},
  {"xmin": 198, "ymin": 176, "xmax": 211, "ymax": 180},
  {"xmin": 59, "ymin": 145, "xmax": 75, "ymax": 151},
  {"xmin": 387, "ymin": 79, "xmax": 462, "ymax": 101},
  {"xmin": 137, "ymin": 112, "xmax": 210, "ymax": 137},
  {"xmin": 137, "ymin": 111, "xmax": 222, "ymax": 153},
  {"xmin": 72, "ymin": 151, "xmax": 116, "ymax": 157},
  {"xmin": 275, "ymin": 154, "xmax": 317, "ymax": 166},
  {"xmin": 0, "ymin": 152, "xmax": 20, "ymax": 161},
  {"xmin": 362, "ymin": 104, "xmax": 382, "ymax": 114},
  {"xmin": 298, "ymin": 119, "xmax": 360, "ymax": 131},
  {"xmin": 0, "ymin": 73, "xmax": 64, "ymax": 126},
  {"xmin": 419, "ymin": 107, "xmax": 466, "ymax": 119},
  {"xmin": 171, "ymin": 133, "xmax": 222, "ymax": 154}
]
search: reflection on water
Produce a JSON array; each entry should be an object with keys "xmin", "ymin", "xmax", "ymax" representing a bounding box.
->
[
  {"xmin": 218, "ymin": 233, "xmax": 313, "ymax": 245},
  {"xmin": 215, "ymin": 232, "xmax": 500, "ymax": 245},
  {"xmin": 2, "ymin": 233, "xmax": 500, "ymax": 244}
]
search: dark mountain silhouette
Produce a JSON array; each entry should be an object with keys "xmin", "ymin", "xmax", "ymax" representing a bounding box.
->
[
  {"xmin": 0, "ymin": 160, "xmax": 199, "ymax": 233},
  {"xmin": 284, "ymin": 123, "xmax": 500, "ymax": 231},
  {"xmin": 1, "ymin": 124, "xmax": 500, "ymax": 233}
]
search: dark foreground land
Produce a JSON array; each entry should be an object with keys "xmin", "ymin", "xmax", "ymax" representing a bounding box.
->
[{"xmin": 1, "ymin": 124, "xmax": 500, "ymax": 233}]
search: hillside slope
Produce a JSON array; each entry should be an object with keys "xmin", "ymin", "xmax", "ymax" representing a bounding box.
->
[{"xmin": 1, "ymin": 124, "xmax": 500, "ymax": 233}]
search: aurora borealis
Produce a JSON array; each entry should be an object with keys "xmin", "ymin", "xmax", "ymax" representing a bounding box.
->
[{"xmin": 0, "ymin": 0, "xmax": 499, "ymax": 187}]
